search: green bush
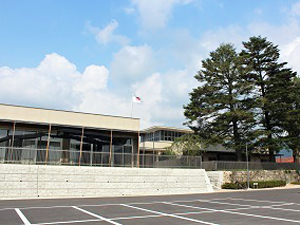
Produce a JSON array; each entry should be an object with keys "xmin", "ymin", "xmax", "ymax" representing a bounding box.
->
[
  {"xmin": 221, "ymin": 182, "xmax": 247, "ymax": 189},
  {"xmin": 291, "ymin": 181, "xmax": 300, "ymax": 185},
  {"xmin": 222, "ymin": 180, "xmax": 286, "ymax": 189}
]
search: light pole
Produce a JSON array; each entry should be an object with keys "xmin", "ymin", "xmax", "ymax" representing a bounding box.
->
[{"xmin": 246, "ymin": 143, "xmax": 250, "ymax": 189}]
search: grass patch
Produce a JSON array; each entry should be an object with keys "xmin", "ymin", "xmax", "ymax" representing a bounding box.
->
[{"xmin": 222, "ymin": 180, "xmax": 286, "ymax": 189}]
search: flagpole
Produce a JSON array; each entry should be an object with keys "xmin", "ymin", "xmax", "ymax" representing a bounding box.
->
[
  {"xmin": 131, "ymin": 99, "xmax": 133, "ymax": 117},
  {"xmin": 131, "ymin": 93, "xmax": 133, "ymax": 117}
]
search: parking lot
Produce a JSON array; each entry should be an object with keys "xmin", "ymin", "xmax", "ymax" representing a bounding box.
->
[{"xmin": 0, "ymin": 187, "xmax": 300, "ymax": 224}]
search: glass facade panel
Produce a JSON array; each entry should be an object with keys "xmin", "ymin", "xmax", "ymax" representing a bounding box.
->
[
  {"xmin": 112, "ymin": 136, "xmax": 133, "ymax": 167},
  {"xmin": 0, "ymin": 128, "xmax": 10, "ymax": 161},
  {"xmin": 0, "ymin": 122, "xmax": 137, "ymax": 166},
  {"xmin": 51, "ymin": 127, "xmax": 81, "ymax": 165},
  {"xmin": 140, "ymin": 130, "xmax": 187, "ymax": 142},
  {"xmin": 82, "ymin": 129, "xmax": 111, "ymax": 166},
  {"xmin": 10, "ymin": 125, "xmax": 49, "ymax": 164}
]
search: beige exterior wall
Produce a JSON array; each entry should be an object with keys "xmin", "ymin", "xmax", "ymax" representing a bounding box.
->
[
  {"xmin": 0, "ymin": 104, "xmax": 139, "ymax": 131},
  {"xmin": 141, "ymin": 141, "xmax": 172, "ymax": 152}
]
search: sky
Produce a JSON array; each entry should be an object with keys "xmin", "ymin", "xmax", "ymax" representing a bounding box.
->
[{"xmin": 0, "ymin": 0, "xmax": 300, "ymax": 129}]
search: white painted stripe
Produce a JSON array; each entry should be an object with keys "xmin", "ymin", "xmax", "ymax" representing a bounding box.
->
[
  {"xmin": 271, "ymin": 203, "xmax": 294, "ymax": 207},
  {"xmin": 111, "ymin": 214, "xmax": 161, "ymax": 221},
  {"xmin": 176, "ymin": 211, "xmax": 218, "ymax": 216},
  {"xmin": 166, "ymin": 202, "xmax": 300, "ymax": 223},
  {"xmin": 269, "ymin": 207, "xmax": 300, "ymax": 212},
  {"xmin": 120, "ymin": 204, "xmax": 219, "ymax": 225},
  {"xmin": 165, "ymin": 202, "xmax": 219, "ymax": 212},
  {"xmin": 228, "ymin": 207, "xmax": 260, "ymax": 211},
  {"xmin": 0, "ymin": 198, "xmax": 226, "ymax": 212},
  {"xmin": 15, "ymin": 208, "xmax": 31, "ymax": 225},
  {"xmin": 198, "ymin": 200, "xmax": 253, "ymax": 207},
  {"xmin": 0, "ymin": 205, "xmax": 73, "ymax": 211},
  {"xmin": 0, "ymin": 198, "xmax": 230, "ymax": 212},
  {"xmin": 72, "ymin": 206, "xmax": 121, "ymax": 225},
  {"xmin": 228, "ymin": 197, "xmax": 290, "ymax": 204},
  {"xmin": 30, "ymin": 208, "xmax": 252, "ymax": 225},
  {"xmin": 229, "ymin": 198, "xmax": 300, "ymax": 207},
  {"xmin": 31, "ymin": 219, "xmax": 102, "ymax": 225}
]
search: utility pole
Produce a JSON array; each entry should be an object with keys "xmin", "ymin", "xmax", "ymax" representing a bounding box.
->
[{"xmin": 246, "ymin": 143, "xmax": 250, "ymax": 189}]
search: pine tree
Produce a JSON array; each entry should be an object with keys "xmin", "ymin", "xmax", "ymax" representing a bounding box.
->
[
  {"xmin": 279, "ymin": 77, "xmax": 300, "ymax": 162},
  {"xmin": 241, "ymin": 36, "xmax": 297, "ymax": 162},
  {"xmin": 184, "ymin": 44, "xmax": 254, "ymax": 161}
]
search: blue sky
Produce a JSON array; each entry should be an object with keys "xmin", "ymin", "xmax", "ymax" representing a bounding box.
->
[{"xmin": 0, "ymin": 0, "xmax": 300, "ymax": 129}]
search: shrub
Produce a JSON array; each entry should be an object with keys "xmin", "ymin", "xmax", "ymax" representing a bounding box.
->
[
  {"xmin": 222, "ymin": 182, "xmax": 247, "ymax": 189},
  {"xmin": 222, "ymin": 180, "xmax": 286, "ymax": 189},
  {"xmin": 291, "ymin": 181, "xmax": 300, "ymax": 185}
]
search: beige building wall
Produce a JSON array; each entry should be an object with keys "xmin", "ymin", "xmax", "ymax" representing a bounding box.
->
[
  {"xmin": 0, "ymin": 104, "xmax": 139, "ymax": 131},
  {"xmin": 141, "ymin": 141, "xmax": 173, "ymax": 152}
]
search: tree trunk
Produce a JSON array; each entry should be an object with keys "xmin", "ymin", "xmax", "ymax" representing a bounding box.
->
[
  {"xmin": 293, "ymin": 145, "xmax": 300, "ymax": 163},
  {"xmin": 236, "ymin": 150, "xmax": 243, "ymax": 161},
  {"xmin": 269, "ymin": 148, "xmax": 275, "ymax": 162}
]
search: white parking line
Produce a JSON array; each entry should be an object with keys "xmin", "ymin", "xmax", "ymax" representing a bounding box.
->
[
  {"xmin": 228, "ymin": 197, "xmax": 300, "ymax": 207},
  {"xmin": 72, "ymin": 206, "xmax": 121, "ymax": 225},
  {"xmin": 197, "ymin": 199, "xmax": 254, "ymax": 207},
  {"xmin": 0, "ymin": 199, "xmax": 202, "ymax": 212},
  {"xmin": 111, "ymin": 214, "xmax": 161, "ymax": 221},
  {"xmin": 15, "ymin": 208, "xmax": 31, "ymax": 225},
  {"xmin": 31, "ymin": 219, "xmax": 102, "ymax": 225},
  {"xmin": 227, "ymin": 197, "xmax": 294, "ymax": 205},
  {"xmin": 30, "ymin": 210, "xmax": 218, "ymax": 225},
  {"xmin": 120, "ymin": 204, "xmax": 220, "ymax": 225},
  {"xmin": 111, "ymin": 210, "xmax": 218, "ymax": 221},
  {"xmin": 165, "ymin": 202, "xmax": 300, "ymax": 223},
  {"xmin": 268, "ymin": 206, "xmax": 300, "ymax": 212},
  {"xmin": 0, "ymin": 198, "xmax": 231, "ymax": 212}
]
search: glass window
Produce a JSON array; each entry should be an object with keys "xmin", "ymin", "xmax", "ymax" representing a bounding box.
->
[
  {"xmin": 13, "ymin": 126, "xmax": 48, "ymax": 163},
  {"xmin": 0, "ymin": 129, "xmax": 10, "ymax": 161}
]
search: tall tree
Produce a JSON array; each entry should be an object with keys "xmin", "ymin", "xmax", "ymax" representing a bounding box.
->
[
  {"xmin": 241, "ymin": 36, "xmax": 297, "ymax": 162},
  {"xmin": 184, "ymin": 43, "xmax": 254, "ymax": 161},
  {"xmin": 279, "ymin": 77, "xmax": 300, "ymax": 162}
]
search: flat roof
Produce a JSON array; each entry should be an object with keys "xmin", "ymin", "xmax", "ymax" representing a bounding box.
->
[
  {"xmin": 0, "ymin": 103, "xmax": 140, "ymax": 132},
  {"xmin": 141, "ymin": 126, "xmax": 193, "ymax": 134}
]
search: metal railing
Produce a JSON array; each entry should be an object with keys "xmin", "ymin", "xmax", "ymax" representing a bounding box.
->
[
  {"xmin": 0, "ymin": 147, "xmax": 202, "ymax": 168},
  {"xmin": 201, "ymin": 161, "xmax": 300, "ymax": 171},
  {"xmin": 0, "ymin": 147, "xmax": 299, "ymax": 170}
]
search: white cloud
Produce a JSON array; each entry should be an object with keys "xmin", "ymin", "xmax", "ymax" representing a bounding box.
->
[
  {"xmin": 124, "ymin": 7, "xmax": 135, "ymax": 15},
  {"xmin": 87, "ymin": 20, "xmax": 130, "ymax": 45},
  {"xmin": 0, "ymin": 51, "xmax": 190, "ymax": 129},
  {"xmin": 129, "ymin": 68, "xmax": 195, "ymax": 129},
  {"xmin": 0, "ymin": 53, "xmax": 110, "ymax": 111},
  {"xmin": 291, "ymin": 2, "xmax": 300, "ymax": 17},
  {"xmin": 74, "ymin": 90, "xmax": 132, "ymax": 119},
  {"xmin": 110, "ymin": 45, "xmax": 156, "ymax": 84},
  {"xmin": 281, "ymin": 37, "xmax": 300, "ymax": 73},
  {"xmin": 74, "ymin": 65, "xmax": 109, "ymax": 93},
  {"xmin": 0, "ymin": 53, "xmax": 80, "ymax": 109},
  {"xmin": 130, "ymin": 0, "xmax": 193, "ymax": 30}
]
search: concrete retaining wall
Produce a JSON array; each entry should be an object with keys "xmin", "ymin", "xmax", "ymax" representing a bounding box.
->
[
  {"xmin": 207, "ymin": 170, "xmax": 300, "ymax": 189},
  {"xmin": 206, "ymin": 171, "xmax": 224, "ymax": 190},
  {"xmin": 0, "ymin": 164, "xmax": 213, "ymax": 199}
]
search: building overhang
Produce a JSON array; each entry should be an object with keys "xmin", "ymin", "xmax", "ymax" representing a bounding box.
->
[
  {"xmin": 0, "ymin": 104, "xmax": 140, "ymax": 132},
  {"xmin": 140, "ymin": 126, "xmax": 193, "ymax": 134}
]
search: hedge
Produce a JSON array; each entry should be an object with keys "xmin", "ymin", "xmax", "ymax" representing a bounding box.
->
[
  {"xmin": 222, "ymin": 180, "xmax": 286, "ymax": 189},
  {"xmin": 291, "ymin": 181, "xmax": 300, "ymax": 185}
]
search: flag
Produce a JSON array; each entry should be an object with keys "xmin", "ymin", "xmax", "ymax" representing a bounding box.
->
[{"xmin": 132, "ymin": 94, "xmax": 142, "ymax": 103}]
